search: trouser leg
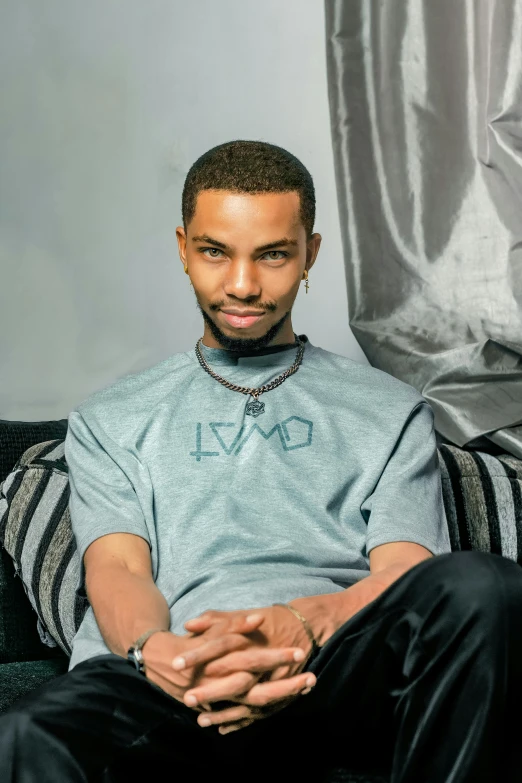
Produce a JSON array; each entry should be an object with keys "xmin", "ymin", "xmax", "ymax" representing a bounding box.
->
[
  {"xmin": 271, "ymin": 551, "xmax": 522, "ymax": 782},
  {"xmin": 2, "ymin": 551, "xmax": 522, "ymax": 782},
  {"xmin": 0, "ymin": 654, "xmax": 220, "ymax": 782},
  {"xmin": 0, "ymin": 652, "xmax": 319, "ymax": 783}
]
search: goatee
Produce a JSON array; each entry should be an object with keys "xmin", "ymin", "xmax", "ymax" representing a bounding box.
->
[{"xmin": 197, "ymin": 303, "xmax": 292, "ymax": 352}]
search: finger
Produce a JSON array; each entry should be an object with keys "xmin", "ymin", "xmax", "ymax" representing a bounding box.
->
[
  {"xmin": 143, "ymin": 657, "xmax": 198, "ymax": 691},
  {"xmin": 184, "ymin": 671, "xmax": 257, "ymax": 707},
  {"xmin": 184, "ymin": 612, "xmax": 263, "ymax": 634},
  {"xmin": 203, "ymin": 647, "xmax": 306, "ymax": 677},
  {"xmin": 267, "ymin": 663, "xmax": 292, "ymax": 681},
  {"xmin": 172, "ymin": 633, "xmax": 251, "ymax": 671},
  {"xmin": 241, "ymin": 671, "xmax": 316, "ymax": 707},
  {"xmin": 197, "ymin": 704, "xmax": 252, "ymax": 727},
  {"xmin": 219, "ymin": 719, "xmax": 256, "ymax": 735},
  {"xmin": 183, "ymin": 610, "xmax": 222, "ymax": 631}
]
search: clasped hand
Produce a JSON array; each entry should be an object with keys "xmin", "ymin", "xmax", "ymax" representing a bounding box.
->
[{"xmin": 141, "ymin": 607, "xmax": 317, "ymax": 734}]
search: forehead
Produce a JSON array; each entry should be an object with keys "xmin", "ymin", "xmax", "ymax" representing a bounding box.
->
[{"xmin": 190, "ymin": 190, "xmax": 302, "ymax": 237}]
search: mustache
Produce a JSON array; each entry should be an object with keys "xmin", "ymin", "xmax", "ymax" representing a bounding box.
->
[{"xmin": 208, "ymin": 300, "xmax": 278, "ymax": 313}]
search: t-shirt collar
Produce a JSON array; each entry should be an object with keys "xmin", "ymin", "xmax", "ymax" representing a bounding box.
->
[{"xmin": 195, "ymin": 334, "xmax": 309, "ymax": 367}]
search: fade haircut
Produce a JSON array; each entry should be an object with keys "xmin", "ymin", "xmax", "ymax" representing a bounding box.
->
[{"xmin": 182, "ymin": 140, "xmax": 316, "ymax": 239}]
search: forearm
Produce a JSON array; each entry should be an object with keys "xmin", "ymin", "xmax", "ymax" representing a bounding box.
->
[
  {"xmin": 289, "ymin": 560, "xmax": 424, "ymax": 647},
  {"xmin": 86, "ymin": 563, "xmax": 171, "ymax": 657}
]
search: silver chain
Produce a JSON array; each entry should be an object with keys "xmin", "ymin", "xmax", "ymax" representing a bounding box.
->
[{"xmin": 194, "ymin": 336, "xmax": 306, "ymax": 400}]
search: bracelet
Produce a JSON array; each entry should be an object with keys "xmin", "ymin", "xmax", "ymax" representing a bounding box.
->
[
  {"xmin": 133, "ymin": 627, "xmax": 166, "ymax": 651},
  {"xmin": 273, "ymin": 603, "xmax": 320, "ymax": 659}
]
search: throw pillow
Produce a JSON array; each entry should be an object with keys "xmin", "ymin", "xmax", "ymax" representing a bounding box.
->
[
  {"xmin": 438, "ymin": 445, "xmax": 522, "ymax": 562},
  {"xmin": 0, "ymin": 418, "xmax": 70, "ymax": 664},
  {"xmin": 0, "ymin": 439, "xmax": 89, "ymax": 655}
]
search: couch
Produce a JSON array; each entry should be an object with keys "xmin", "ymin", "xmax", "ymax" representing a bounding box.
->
[{"xmin": 1, "ymin": 417, "xmax": 521, "ymax": 782}]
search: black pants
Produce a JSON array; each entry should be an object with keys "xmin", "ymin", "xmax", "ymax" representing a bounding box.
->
[{"xmin": 2, "ymin": 551, "xmax": 522, "ymax": 782}]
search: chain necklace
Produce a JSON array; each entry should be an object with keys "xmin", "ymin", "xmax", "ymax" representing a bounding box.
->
[{"xmin": 194, "ymin": 335, "xmax": 306, "ymax": 417}]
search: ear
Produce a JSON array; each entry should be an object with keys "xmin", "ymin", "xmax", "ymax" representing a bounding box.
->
[
  {"xmin": 305, "ymin": 233, "xmax": 322, "ymax": 272},
  {"xmin": 176, "ymin": 226, "xmax": 187, "ymax": 266}
]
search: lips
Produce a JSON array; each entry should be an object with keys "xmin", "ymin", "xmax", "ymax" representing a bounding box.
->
[{"xmin": 221, "ymin": 311, "xmax": 265, "ymax": 329}]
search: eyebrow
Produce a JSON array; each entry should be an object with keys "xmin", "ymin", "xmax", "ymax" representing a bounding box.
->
[{"xmin": 191, "ymin": 235, "xmax": 299, "ymax": 253}]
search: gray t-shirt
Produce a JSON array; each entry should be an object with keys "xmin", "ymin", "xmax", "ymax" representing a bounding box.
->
[{"xmin": 65, "ymin": 337, "xmax": 451, "ymax": 670}]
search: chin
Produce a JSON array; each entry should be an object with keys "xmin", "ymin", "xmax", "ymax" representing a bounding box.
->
[{"xmin": 198, "ymin": 301, "xmax": 291, "ymax": 351}]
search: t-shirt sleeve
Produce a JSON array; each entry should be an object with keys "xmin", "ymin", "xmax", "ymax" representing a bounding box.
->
[
  {"xmin": 362, "ymin": 400, "xmax": 451, "ymax": 557},
  {"xmin": 65, "ymin": 410, "xmax": 151, "ymax": 596}
]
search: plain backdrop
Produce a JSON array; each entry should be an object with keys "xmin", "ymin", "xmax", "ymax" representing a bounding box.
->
[{"xmin": 0, "ymin": 0, "xmax": 368, "ymax": 421}]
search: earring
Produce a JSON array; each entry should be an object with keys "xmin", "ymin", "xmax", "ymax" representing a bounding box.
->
[
  {"xmin": 184, "ymin": 265, "xmax": 193, "ymax": 288},
  {"xmin": 302, "ymin": 269, "xmax": 309, "ymax": 294}
]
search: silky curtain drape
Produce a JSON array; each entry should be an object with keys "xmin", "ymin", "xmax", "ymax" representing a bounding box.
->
[{"xmin": 325, "ymin": 0, "xmax": 522, "ymax": 458}]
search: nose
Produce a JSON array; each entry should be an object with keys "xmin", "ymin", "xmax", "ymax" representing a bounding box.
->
[{"xmin": 223, "ymin": 259, "xmax": 261, "ymax": 300}]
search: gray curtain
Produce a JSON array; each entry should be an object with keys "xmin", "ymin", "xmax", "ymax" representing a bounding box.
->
[{"xmin": 325, "ymin": 0, "xmax": 522, "ymax": 459}]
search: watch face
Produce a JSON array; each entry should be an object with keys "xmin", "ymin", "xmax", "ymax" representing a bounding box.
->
[{"xmin": 127, "ymin": 647, "xmax": 147, "ymax": 674}]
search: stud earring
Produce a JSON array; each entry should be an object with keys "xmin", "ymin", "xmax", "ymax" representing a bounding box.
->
[
  {"xmin": 184, "ymin": 265, "xmax": 193, "ymax": 288},
  {"xmin": 302, "ymin": 269, "xmax": 309, "ymax": 294}
]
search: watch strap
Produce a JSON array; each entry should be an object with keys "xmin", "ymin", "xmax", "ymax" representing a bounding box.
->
[{"xmin": 127, "ymin": 627, "xmax": 165, "ymax": 674}]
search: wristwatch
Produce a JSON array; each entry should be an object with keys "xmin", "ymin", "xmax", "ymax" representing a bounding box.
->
[{"xmin": 127, "ymin": 628, "xmax": 165, "ymax": 675}]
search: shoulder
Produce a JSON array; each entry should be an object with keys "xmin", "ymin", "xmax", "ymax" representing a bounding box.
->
[
  {"xmin": 72, "ymin": 351, "xmax": 195, "ymax": 441},
  {"xmin": 305, "ymin": 343, "xmax": 426, "ymax": 412}
]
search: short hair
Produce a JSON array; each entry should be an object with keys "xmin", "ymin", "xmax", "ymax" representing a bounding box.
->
[{"xmin": 182, "ymin": 140, "xmax": 315, "ymax": 239}]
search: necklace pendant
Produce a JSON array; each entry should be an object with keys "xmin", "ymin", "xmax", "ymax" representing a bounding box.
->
[{"xmin": 245, "ymin": 398, "xmax": 265, "ymax": 417}]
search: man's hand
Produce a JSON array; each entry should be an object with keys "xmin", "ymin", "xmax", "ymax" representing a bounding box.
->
[
  {"xmin": 174, "ymin": 606, "xmax": 318, "ymax": 732},
  {"xmin": 181, "ymin": 543, "xmax": 434, "ymax": 731},
  {"xmin": 141, "ymin": 612, "xmax": 264, "ymax": 703},
  {"xmin": 141, "ymin": 611, "xmax": 316, "ymax": 732},
  {"xmin": 141, "ymin": 545, "xmax": 432, "ymax": 733},
  {"xmin": 182, "ymin": 605, "xmax": 313, "ymax": 680}
]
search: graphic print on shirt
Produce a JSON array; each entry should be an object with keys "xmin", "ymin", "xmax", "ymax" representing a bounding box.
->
[{"xmin": 190, "ymin": 416, "xmax": 313, "ymax": 461}]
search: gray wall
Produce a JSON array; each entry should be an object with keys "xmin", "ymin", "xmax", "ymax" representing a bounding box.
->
[{"xmin": 0, "ymin": 0, "xmax": 368, "ymax": 421}]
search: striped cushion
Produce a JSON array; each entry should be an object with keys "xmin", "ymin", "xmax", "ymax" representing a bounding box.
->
[
  {"xmin": 0, "ymin": 439, "xmax": 88, "ymax": 655},
  {"xmin": 1, "ymin": 438, "xmax": 521, "ymax": 656},
  {"xmin": 438, "ymin": 445, "xmax": 522, "ymax": 562}
]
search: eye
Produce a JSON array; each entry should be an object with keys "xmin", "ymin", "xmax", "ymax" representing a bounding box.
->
[
  {"xmin": 262, "ymin": 251, "xmax": 288, "ymax": 261},
  {"xmin": 200, "ymin": 247, "xmax": 223, "ymax": 258}
]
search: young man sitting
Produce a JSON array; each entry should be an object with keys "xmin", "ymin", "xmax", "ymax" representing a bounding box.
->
[{"xmin": 2, "ymin": 140, "xmax": 522, "ymax": 783}]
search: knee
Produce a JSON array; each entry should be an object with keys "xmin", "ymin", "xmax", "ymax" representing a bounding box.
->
[{"xmin": 417, "ymin": 550, "xmax": 522, "ymax": 623}]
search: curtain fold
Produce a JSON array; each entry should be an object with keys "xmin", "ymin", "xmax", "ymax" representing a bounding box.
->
[{"xmin": 325, "ymin": 0, "xmax": 522, "ymax": 458}]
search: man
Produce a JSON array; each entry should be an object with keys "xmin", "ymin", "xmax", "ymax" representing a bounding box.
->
[{"xmin": 1, "ymin": 140, "xmax": 522, "ymax": 782}]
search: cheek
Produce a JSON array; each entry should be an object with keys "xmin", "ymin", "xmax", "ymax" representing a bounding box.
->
[
  {"xmin": 190, "ymin": 273, "xmax": 215, "ymax": 301},
  {"xmin": 279, "ymin": 278, "xmax": 301, "ymax": 302},
  {"xmin": 191, "ymin": 264, "xmax": 225, "ymax": 289},
  {"xmin": 265, "ymin": 268, "xmax": 301, "ymax": 297}
]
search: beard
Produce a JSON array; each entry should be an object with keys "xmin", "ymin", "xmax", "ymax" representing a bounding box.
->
[{"xmin": 197, "ymin": 301, "xmax": 293, "ymax": 352}]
